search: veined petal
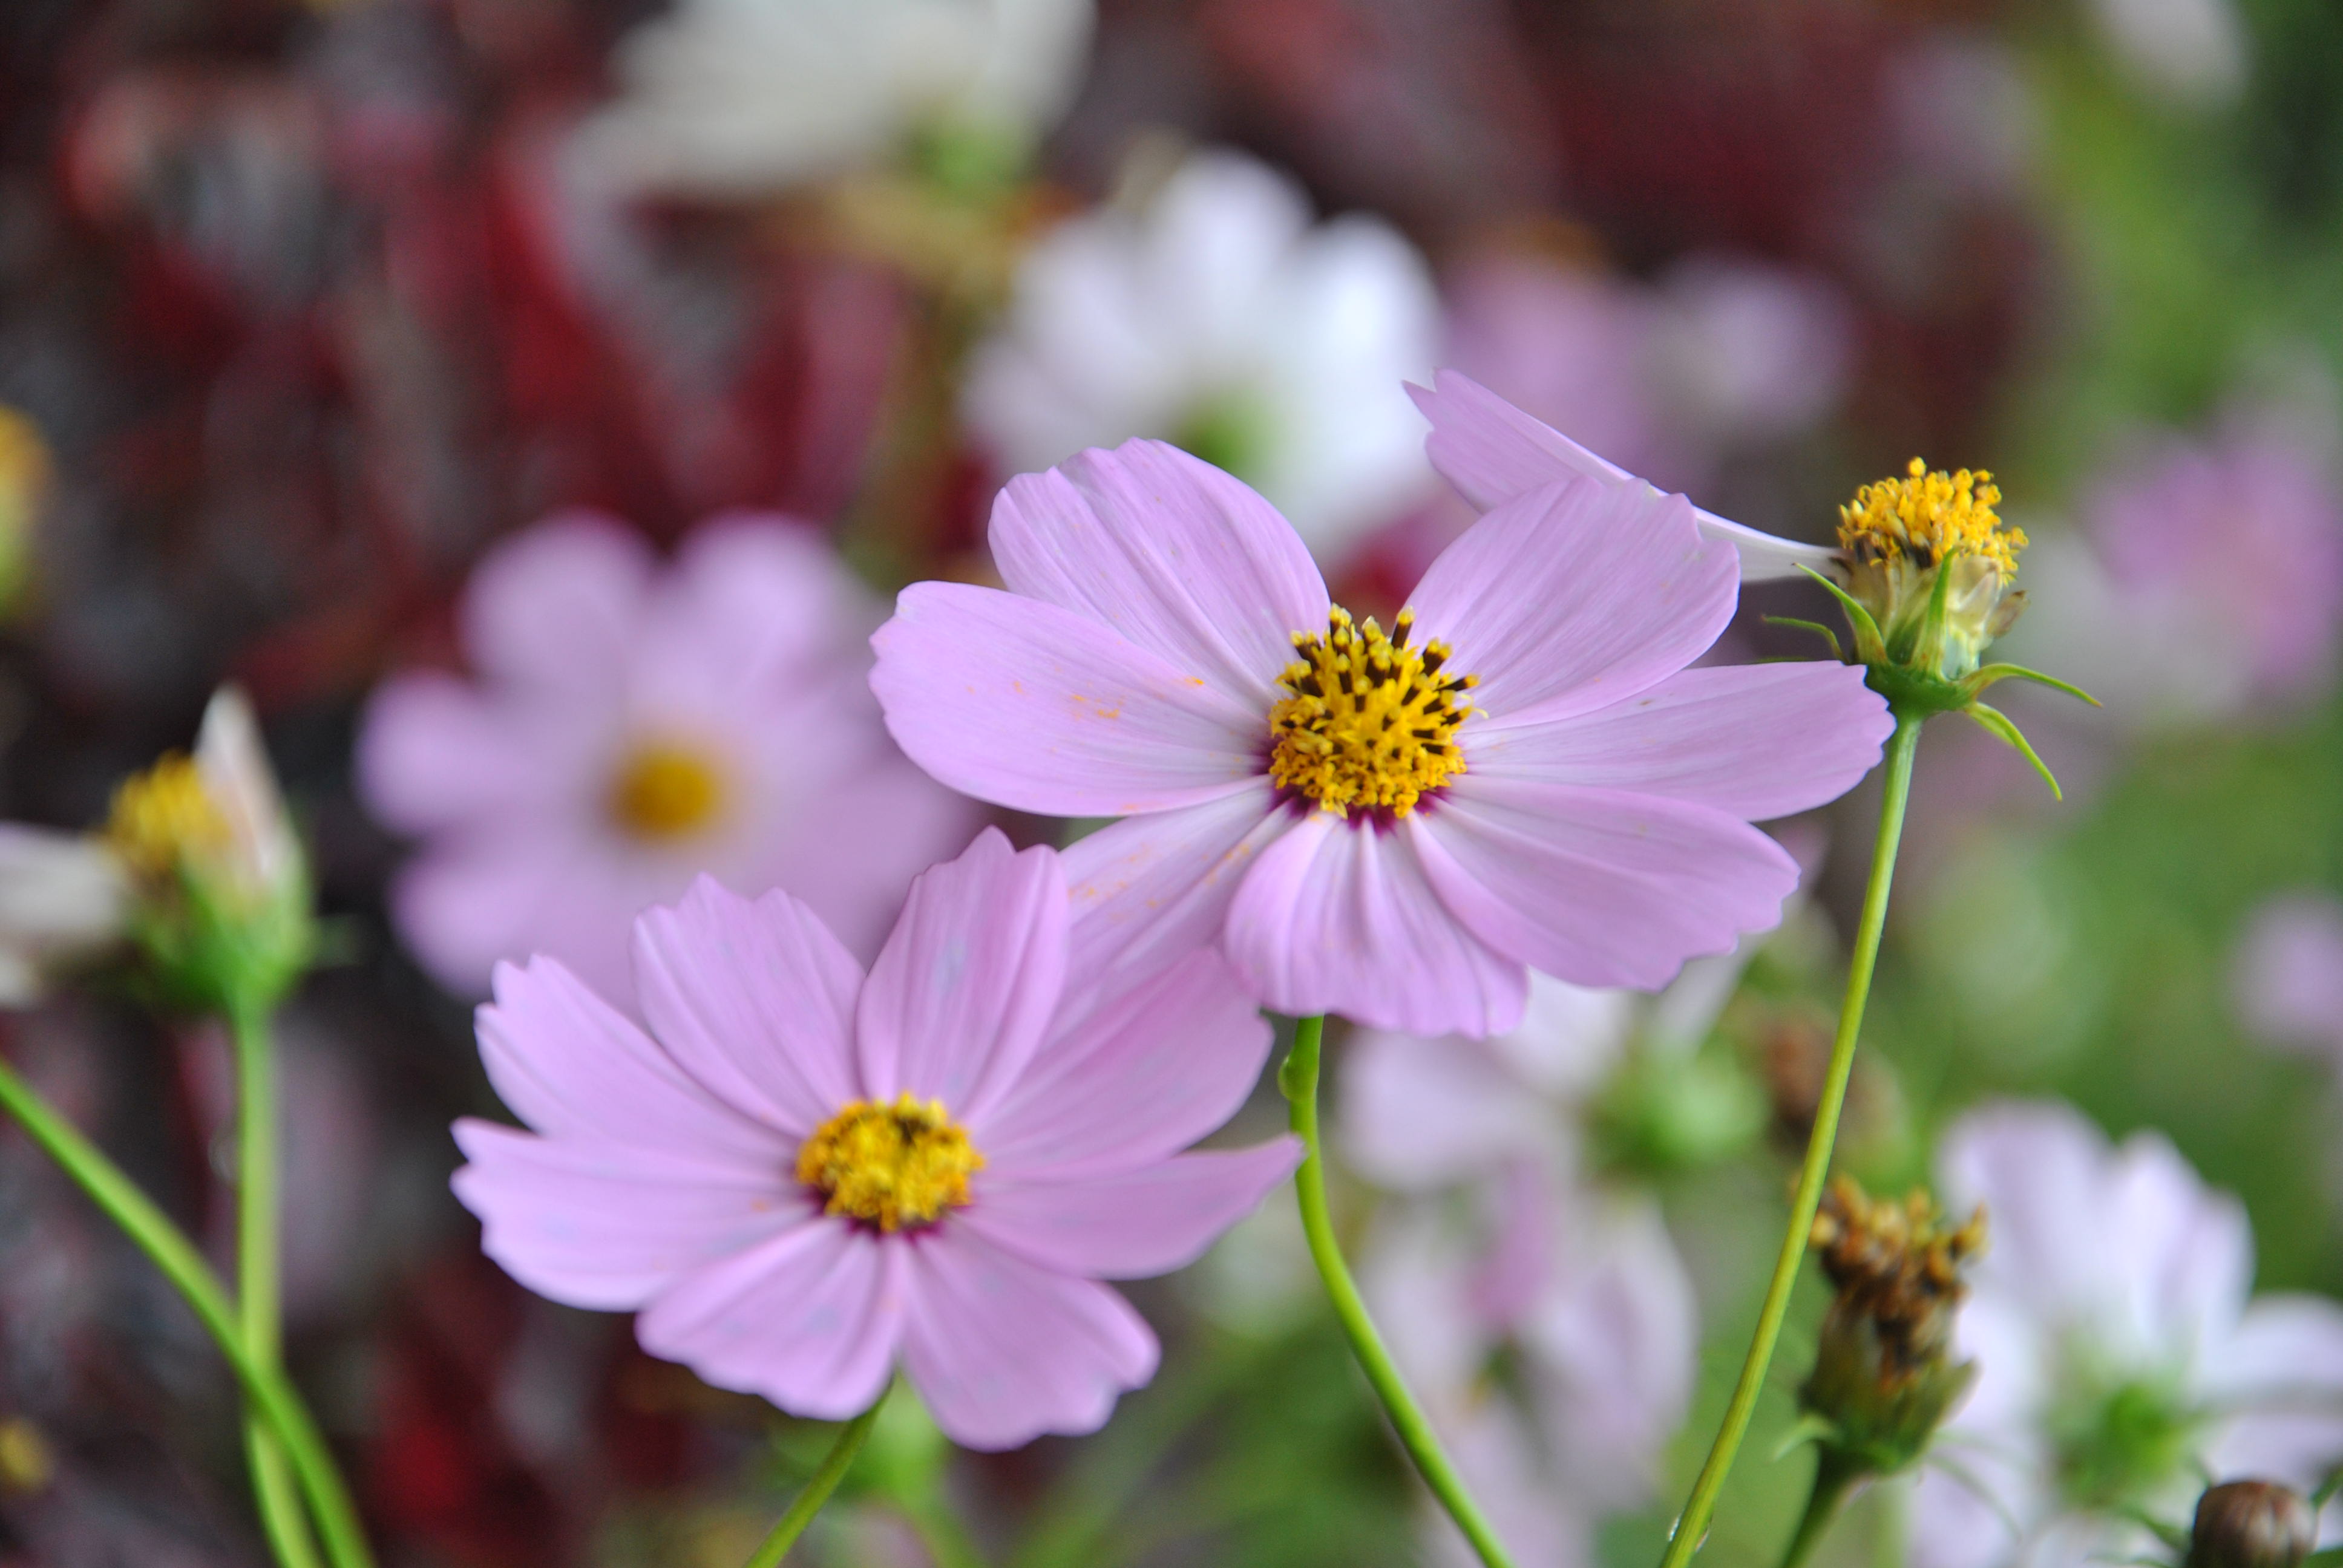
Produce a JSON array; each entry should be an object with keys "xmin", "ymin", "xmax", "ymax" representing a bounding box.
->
[
  {"xmin": 1403, "ymin": 479, "xmax": 1737, "ymax": 726},
  {"xmin": 637, "ymin": 1220, "xmax": 906, "ymax": 1422},
  {"xmin": 858, "ymin": 831, "xmax": 1067, "ymax": 1125},
  {"xmin": 900, "ymin": 1227, "xmax": 1158, "ymax": 1450},
  {"xmin": 452, "ymin": 1120, "xmax": 808, "ymax": 1311},
  {"xmin": 1225, "ymin": 811, "xmax": 1528, "ymax": 1037},
  {"xmin": 989, "ymin": 439, "xmax": 1332, "ymax": 709},
  {"xmin": 1411, "ymin": 779, "xmax": 1800, "ymax": 991},
  {"xmin": 1409, "ymin": 370, "xmax": 1838, "ymax": 581},
  {"xmin": 872, "ymin": 582, "xmax": 1263, "ymax": 817},
  {"xmin": 631, "ymin": 878, "xmax": 864, "ymax": 1139},
  {"xmin": 1060, "ymin": 780, "xmax": 1295, "ymax": 983},
  {"xmin": 1464, "ymin": 664, "xmax": 1890, "ymax": 822},
  {"xmin": 963, "ymin": 1141, "xmax": 1302, "ymax": 1279}
]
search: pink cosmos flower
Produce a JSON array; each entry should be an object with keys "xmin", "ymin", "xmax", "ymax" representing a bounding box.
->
[
  {"xmin": 869, "ymin": 438, "xmax": 1891, "ymax": 1037},
  {"xmin": 452, "ymin": 829, "xmax": 1299, "ymax": 1450},
  {"xmin": 361, "ymin": 511, "xmax": 978, "ymax": 1001}
]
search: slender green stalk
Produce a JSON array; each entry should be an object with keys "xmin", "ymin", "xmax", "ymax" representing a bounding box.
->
[
  {"xmin": 230, "ymin": 1005, "xmax": 321, "ymax": 1568},
  {"xmin": 0, "ymin": 1052, "xmax": 374, "ymax": 1568},
  {"xmin": 746, "ymin": 1406, "xmax": 880, "ymax": 1568},
  {"xmin": 1282, "ymin": 1014, "xmax": 1516, "ymax": 1568},
  {"xmin": 1775, "ymin": 1453, "xmax": 1860, "ymax": 1568},
  {"xmin": 1657, "ymin": 713, "xmax": 1924, "ymax": 1568}
]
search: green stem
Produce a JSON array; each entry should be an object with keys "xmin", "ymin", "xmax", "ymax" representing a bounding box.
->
[
  {"xmin": 231, "ymin": 1005, "xmax": 320, "ymax": 1568},
  {"xmin": 0, "ymin": 1050, "xmax": 375, "ymax": 1568},
  {"xmin": 1656, "ymin": 713, "xmax": 1923, "ymax": 1568},
  {"xmin": 1775, "ymin": 1453, "xmax": 1860, "ymax": 1568},
  {"xmin": 1281, "ymin": 1014, "xmax": 1516, "ymax": 1568},
  {"xmin": 745, "ymin": 1406, "xmax": 880, "ymax": 1568}
]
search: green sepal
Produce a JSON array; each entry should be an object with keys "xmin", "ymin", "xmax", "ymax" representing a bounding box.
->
[
  {"xmin": 1965, "ymin": 702, "xmax": 2063, "ymax": 800},
  {"xmin": 1762, "ymin": 616, "xmax": 1845, "ymax": 662},
  {"xmin": 1770, "ymin": 1413, "xmax": 1840, "ymax": 1462},
  {"xmin": 1895, "ymin": 543, "xmax": 1959, "ymax": 671},
  {"xmin": 1799, "ymin": 565, "xmax": 1888, "ymax": 668},
  {"xmin": 1959, "ymin": 662, "xmax": 2103, "ymax": 708}
]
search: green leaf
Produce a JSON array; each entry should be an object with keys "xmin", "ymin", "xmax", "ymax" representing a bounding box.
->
[
  {"xmin": 1965, "ymin": 702, "xmax": 2065, "ymax": 800},
  {"xmin": 1959, "ymin": 662, "xmax": 2103, "ymax": 707}
]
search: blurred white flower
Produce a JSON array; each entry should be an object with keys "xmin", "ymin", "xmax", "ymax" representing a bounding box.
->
[
  {"xmin": 574, "ymin": 0, "xmax": 1095, "ymax": 197},
  {"xmin": 962, "ymin": 148, "xmax": 1441, "ymax": 559},
  {"xmin": 0, "ymin": 829, "xmax": 128, "ymax": 1007},
  {"xmin": 1907, "ymin": 1100, "xmax": 2343, "ymax": 1568},
  {"xmin": 2087, "ymin": 0, "xmax": 2249, "ymax": 108}
]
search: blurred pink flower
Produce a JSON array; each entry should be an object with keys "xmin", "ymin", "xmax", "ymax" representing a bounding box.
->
[
  {"xmin": 2233, "ymin": 891, "xmax": 2343, "ymax": 1070},
  {"xmin": 871, "ymin": 439, "xmax": 1888, "ymax": 1036},
  {"xmin": 1909, "ymin": 1100, "xmax": 2343, "ymax": 1568},
  {"xmin": 453, "ymin": 830, "xmax": 1299, "ymax": 1450},
  {"xmin": 360, "ymin": 511, "xmax": 977, "ymax": 1001}
]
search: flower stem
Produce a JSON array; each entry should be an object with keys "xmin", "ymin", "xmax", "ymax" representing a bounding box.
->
[
  {"xmin": 230, "ymin": 1004, "xmax": 321, "ymax": 1568},
  {"xmin": 0, "ymin": 1047, "xmax": 374, "ymax": 1568},
  {"xmin": 1775, "ymin": 1452, "xmax": 1860, "ymax": 1568},
  {"xmin": 1280, "ymin": 1014, "xmax": 1516, "ymax": 1568},
  {"xmin": 745, "ymin": 1405, "xmax": 880, "ymax": 1568},
  {"xmin": 1656, "ymin": 711, "xmax": 1923, "ymax": 1568}
]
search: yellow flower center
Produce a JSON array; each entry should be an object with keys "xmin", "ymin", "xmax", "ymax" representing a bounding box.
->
[
  {"xmin": 1267, "ymin": 607, "xmax": 1476, "ymax": 818},
  {"xmin": 606, "ymin": 742, "xmax": 727, "ymax": 842},
  {"xmin": 105, "ymin": 755, "xmax": 229, "ymax": 883},
  {"xmin": 1838, "ymin": 459, "xmax": 2027, "ymax": 575},
  {"xmin": 796, "ymin": 1093, "xmax": 984, "ymax": 1233}
]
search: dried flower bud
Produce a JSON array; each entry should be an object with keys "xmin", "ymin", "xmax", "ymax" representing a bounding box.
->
[{"xmin": 2186, "ymin": 1480, "xmax": 2316, "ymax": 1568}]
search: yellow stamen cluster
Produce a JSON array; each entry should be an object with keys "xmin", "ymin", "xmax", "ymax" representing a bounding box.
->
[
  {"xmin": 1267, "ymin": 607, "xmax": 1475, "ymax": 818},
  {"xmin": 105, "ymin": 755, "xmax": 229, "ymax": 883},
  {"xmin": 1838, "ymin": 459, "xmax": 2026, "ymax": 575},
  {"xmin": 606, "ymin": 742, "xmax": 727, "ymax": 842},
  {"xmin": 796, "ymin": 1093, "xmax": 984, "ymax": 1233},
  {"xmin": 1810, "ymin": 1175, "xmax": 1987, "ymax": 1384}
]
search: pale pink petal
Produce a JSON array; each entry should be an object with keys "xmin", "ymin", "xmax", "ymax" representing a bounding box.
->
[
  {"xmin": 899, "ymin": 1227, "xmax": 1159, "ymax": 1450},
  {"xmin": 871, "ymin": 582, "xmax": 1264, "ymax": 817},
  {"xmin": 390, "ymin": 827, "xmax": 630, "ymax": 1001},
  {"xmin": 988, "ymin": 439, "xmax": 1332, "ymax": 708},
  {"xmin": 1225, "ymin": 812, "xmax": 1529, "ymax": 1036},
  {"xmin": 462, "ymin": 511, "xmax": 655, "ymax": 696},
  {"xmin": 474, "ymin": 956, "xmax": 786, "ymax": 1167},
  {"xmin": 1465, "ymin": 664, "xmax": 1890, "ymax": 822},
  {"xmin": 1409, "ymin": 370, "xmax": 1838, "ymax": 581},
  {"xmin": 756, "ymin": 753, "xmax": 983, "ymax": 966},
  {"xmin": 975, "ymin": 949, "xmax": 1276, "ymax": 1177},
  {"xmin": 452, "ymin": 1119, "xmax": 807, "ymax": 1310},
  {"xmin": 1060, "ymin": 782, "xmax": 1295, "ymax": 983},
  {"xmin": 1403, "ymin": 479, "xmax": 1737, "ymax": 725},
  {"xmin": 2103, "ymin": 1128, "xmax": 2250, "ymax": 1359},
  {"xmin": 858, "ymin": 831, "xmax": 1067, "ymax": 1123},
  {"xmin": 1339, "ymin": 1028, "xmax": 1547, "ymax": 1190},
  {"xmin": 1939, "ymin": 1101, "xmax": 2119, "ymax": 1324},
  {"xmin": 1411, "ymin": 779, "xmax": 1800, "ymax": 991},
  {"xmin": 637, "ymin": 1220, "xmax": 905, "ymax": 1422},
  {"xmin": 358, "ymin": 673, "xmax": 571, "ymax": 834},
  {"xmin": 645, "ymin": 514, "xmax": 859, "ymax": 688},
  {"xmin": 2203, "ymin": 1296, "xmax": 2343, "ymax": 1485},
  {"xmin": 631, "ymin": 878, "xmax": 864, "ymax": 1138},
  {"xmin": 963, "ymin": 1141, "xmax": 1302, "ymax": 1279}
]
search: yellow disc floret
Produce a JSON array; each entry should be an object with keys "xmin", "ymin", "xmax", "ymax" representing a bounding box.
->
[
  {"xmin": 796, "ymin": 1092, "xmax": 984, "ymax": 1233},
  {"xmin": 1267, "ymin": 607, "xmax": 1475, "ymax": 818},
  {"xmin": 1838, "ymin": 459, "xmax": 2026, "ymax": 575},
  {"xmin": 606, "ymin": 741, "xmax": 727, "ymax": 842},
  {"xmin": 105, "ymin": 754, "xmax": 230, "ymax": 884}
]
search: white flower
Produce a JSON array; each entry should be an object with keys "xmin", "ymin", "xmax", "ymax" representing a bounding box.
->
[
  {"xmin": 961, "ymin": 148, "xmax": 1441, "ymax": 559},
  {"xmin": 2087, "ymin": 0, "xmax": 2249, "ymax": 107},
  {"xmin": 0, "ymin": 828, "xmax": 128, "ymax": 1006},
  {"xmin": 574, "ymin": 0, "xmax": 1095, "ymax": 197},
  {"xmin": 1908, "ymin": 1100, "xmax": 2343, "ymax": 1568}
]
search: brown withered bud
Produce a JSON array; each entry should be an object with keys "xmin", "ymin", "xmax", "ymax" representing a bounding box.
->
[
  {"xmin": 1809, "ymin": 1176, "xmax": 1987, "ymax": 1382},
  {"xmin": 2186, "ymin": 1480, "xmax": 2317, "ymax": 1568}
]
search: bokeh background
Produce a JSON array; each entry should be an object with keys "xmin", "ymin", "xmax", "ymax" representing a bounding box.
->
[{"xmin": 2, "ymin": 0, "xmax": 2342, "ymax": 1563}]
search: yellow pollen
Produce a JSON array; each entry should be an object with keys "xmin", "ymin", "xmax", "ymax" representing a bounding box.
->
[
  {"xmin": 1838, "ymin": 458, "xmax": 2026, "ymax": 576},
  {"xmin": 1267, "ymin": 606, "xmax": 1475, "ymax": 818},
  {"xmin": 796, "ymin": 1093, "xmax": 984, "ymax": 1233},
  {"xmin": 105, "ymin": 755, "xmax": 229, "ymax": 882},
  {"xmin": 606, "ymin": 742, "xmax": 726, "ymax": 841}
]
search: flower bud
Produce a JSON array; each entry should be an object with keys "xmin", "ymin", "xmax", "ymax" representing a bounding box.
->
[
  {"xmin": 2186, "ymin": 1480, "xmax": 2316, "ymax": 1568},
  {"xmin": 1836, "ymin": 460, "xmax": 2028, "ymax": 685}
]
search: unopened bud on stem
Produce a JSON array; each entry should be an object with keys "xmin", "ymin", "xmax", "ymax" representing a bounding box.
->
[{"xmin": 2187, "ymin": 1480, "xmax": 2316, "ymax": 1568}]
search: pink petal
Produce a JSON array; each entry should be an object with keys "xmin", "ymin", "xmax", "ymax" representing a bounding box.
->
[
  {"xmin": 1060, "ymin": 781, "xmax": 1296, "ymax": 984},
  {"xmin": 1465, "ymin": 664, "xmax": 1890, "ymax": 822},
  {"xmin": 756, "ymin": 753, "xmax": 984, "ymax": 966},
  {"xmin": 899, "ymin": 1227, "xmax": 1158, "ymax": 1449},
  {"xmin": 988, "ymin": 439, "xmax": 1332, "ymax": 709},
  {"xmin": 2204, "ymin": 1296, "xmax": 2343, "ymax": 1486},
  {"xmin": 1224, "ymin": 811, "xmax": 1529, "ymax": 1036},
  {"xmin": 391, "ymin": 828, "xmax": 630, "ymax": 1002},
  {"xmin": 631, "ymin": 878, "xmax": 865, "ymax": 1140},
  {"xmin": 356, "ymin": 673, "xmax": 565, "ymax": 835},
  {"xmin": 1339, "ymin": 1029, "xmax": 1548, "ymax": 1190},
  {"xmin": 1411, "ymin": 779, "xmax": 1800, "ymax": 991},
  {"xmin": 963, "ymin": 1141, "xmax": 1302, "ymax": 1279},
  {"xmin": 1402, "ymin": 479, "xmax": 1737, "ymax": 725},
  {"xmin": 474, "ymin": 956, "xmax": 787, "ymax": 1167},
  {"xmin": 1409, "ymin": 370, "xmax": 1839, "ymax": 581},
  {"xmin": 451, "ymin": 1119, "xmax": 806, "ymax": 1310},
  {"xmin": 461, "ymin": 511, "xmax": 655, "ymax": 697},
  {"xmin": 857, "ymin": 830, "xmax": 1067, "ymax": 1123},
  {"xmin": 975, "ymin": 950, "xmax": 1276, "ymax": 1178},
  {"xmin": 637, "ymin": 1219, "xmax": 906, "ymax": 1422},
  {"xmin": 871, "ymin": 582, "xmax": 1264, "ymax": 817}
]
